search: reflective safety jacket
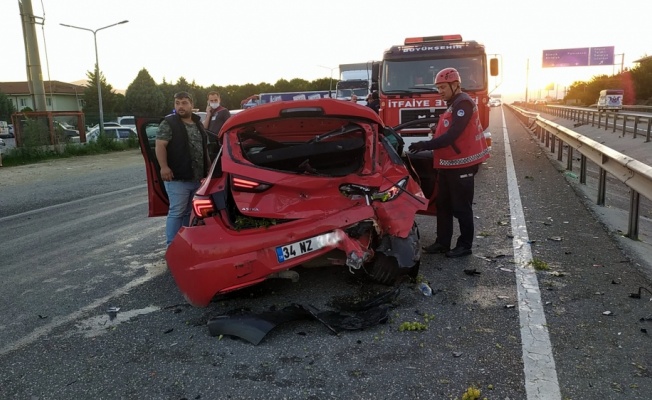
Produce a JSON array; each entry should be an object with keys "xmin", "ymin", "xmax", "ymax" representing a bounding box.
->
[{"xmin": 433, "ymin": 92, "xmax": 489, "ymax": 169}]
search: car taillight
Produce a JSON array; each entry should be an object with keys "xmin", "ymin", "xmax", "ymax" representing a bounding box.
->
[
  {"xmin": 192, "ymin": 196, "xmax": 215, "ymax": 218},
  {"xmin": 231, "ymin": 176, "xmax": 272, "ymax": 192}
]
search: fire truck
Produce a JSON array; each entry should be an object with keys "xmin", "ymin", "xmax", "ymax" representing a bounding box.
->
[{"xmin": 372, "ymin": 34, "xmax": 498, "ymax": 141}]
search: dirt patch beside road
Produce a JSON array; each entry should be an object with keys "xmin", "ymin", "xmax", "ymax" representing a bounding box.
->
[{"xmin": 0, "ymin": 149, "xmax": 144, "ymax": 187}]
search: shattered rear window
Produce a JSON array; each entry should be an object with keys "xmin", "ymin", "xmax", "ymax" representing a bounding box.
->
[{"xmin": 236, "ymin": 118, "xmax": 367, "ymax": 176}]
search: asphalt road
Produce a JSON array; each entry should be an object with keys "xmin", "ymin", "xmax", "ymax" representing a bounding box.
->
[{"xmin": 0, "ymin": 110, "xmax": 651, "ymax": 399}]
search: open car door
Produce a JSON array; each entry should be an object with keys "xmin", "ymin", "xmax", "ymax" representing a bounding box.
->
[{"xmin": 136, "ymin": 117, "xmax": 169, "ymax": 217}]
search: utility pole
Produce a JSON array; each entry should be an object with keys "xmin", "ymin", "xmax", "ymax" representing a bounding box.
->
[
  {"xmin": 620, "ymin": 53, "xmax": 625, "ymax": 73},
  {"xmin": 18, "ymin": 0, "xmax": 47, "ymax": 111},
  {"xmin": 525, "ymin": 58, "xmax": 529, "ymax": 103}
]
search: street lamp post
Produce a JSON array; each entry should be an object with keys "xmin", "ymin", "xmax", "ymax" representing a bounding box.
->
[
  {"xmin": 318, "ymin": 65, "xmax": 338, "ymax": 97},
  {"xmin": 60, "ymin": 20, "xmax": 128, "ymax": 133}
]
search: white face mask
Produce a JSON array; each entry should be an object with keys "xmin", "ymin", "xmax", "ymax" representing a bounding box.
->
[{"xmin": 209, "ymin": 102, "xmax": 220, "ymax": 109}]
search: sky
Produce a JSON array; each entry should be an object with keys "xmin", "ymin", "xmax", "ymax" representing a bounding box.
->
[{"xmin": 1, "ymin": 0, "xmax": 650, "ymax": 104}]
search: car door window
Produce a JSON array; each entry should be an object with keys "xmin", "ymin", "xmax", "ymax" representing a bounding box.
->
[{"xmin": 118, "ymin": 129, "xmax": 132, "ymax": 139}]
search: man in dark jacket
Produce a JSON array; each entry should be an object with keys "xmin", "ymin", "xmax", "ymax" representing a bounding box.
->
[
  {"xmin": 408, "ymin": 68, "xmax": 489, "ymax": 258},
  {"xmin": 366, "ymin": 91, "xmax": 380, "ymax": 114},
  {"xmin": 155, "ymin": 91, "xmax": 210, "ymax": 247},
  {"xmin": 203, "ymin": 91, "xmax": 231, "ymax": 160}
]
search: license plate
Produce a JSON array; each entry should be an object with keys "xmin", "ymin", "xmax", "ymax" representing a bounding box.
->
[{"xmin": 276, "ymin": 235, "xmax": 323, "ymax": 263}]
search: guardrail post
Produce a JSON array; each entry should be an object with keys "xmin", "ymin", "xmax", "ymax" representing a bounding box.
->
[
  {"xmin": 597, "ymin": 168, "xmax": 607, "ymax": 206},
  {"xmin": 604, "ymin": 113, "xmax": 609, "ymax": 131},
  {"xmin": 647, "ymin": 119, "xmax": 651, "ymax": 142},
  {"xmin": 622, "ymin": 115, "xmax": 628, "ymax": 137},
  {"xmin": 613, "ymin": 113, "xmax": 618, "ymax": 133},
  {"xmin": 579, "ymin": 155, "xmax": 587, "ymax": 184},
  {"xmin": 558, "ymin": 139, "xmax": 564, "ymax": 161},
  {"xmin": 633, "ymin": 116, "xmax": 639, "ymax": 139},
  {"xmin": 566, "ymin": 146, "xmax": 573, "ymax": 170},
  {"xmin": 550, "ymin": 132, "xmax": 555, "ymax": 152},
  {"xmin": 591, "ymin": 112, "xmax": 595, "ymax": 127},
  {"xmin": 627, "ymin": 190, "xmax": 640, "ymax": 240}
]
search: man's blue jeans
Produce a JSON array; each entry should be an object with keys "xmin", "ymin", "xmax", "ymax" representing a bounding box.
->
[{"xmin": 164, "ymin": 180, "xmax": 201, "ymax": 246}]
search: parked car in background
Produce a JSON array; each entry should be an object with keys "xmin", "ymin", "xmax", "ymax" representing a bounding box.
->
[
  {"xmin": 489, "ymin": 98, "xmax": 502, "ymax": 107},
  {"xmin": 195, "ymin": 112, "xmax": 207, "ymax": 124},
  {"xmin": 137, "ymin": 98, "xmax": 437, "ymax": 307},
  {"xmin": 145, "ymin": 124, "xmax": 159, "ymax": 147},
  {"xmin": 89, "ymin": 122, "xmax": 123, "ymax": 131},
  {"xmin": 86, "ymin": 126, "xmax": 136, "ymax": 142},
  {"xmin": 54, "ymin": 121, "xmax": 80, "ymax": 143}
]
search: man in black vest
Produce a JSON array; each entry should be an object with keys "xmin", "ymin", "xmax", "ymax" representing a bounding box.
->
[{"xmin": 155, "ymin": 91, "xmax": 210, "ymax": 247}]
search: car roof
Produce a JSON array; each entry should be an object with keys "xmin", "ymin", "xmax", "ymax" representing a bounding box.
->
[{"xmin": 219, "ymin": 98, "xmax": 382, "ymax": 138}]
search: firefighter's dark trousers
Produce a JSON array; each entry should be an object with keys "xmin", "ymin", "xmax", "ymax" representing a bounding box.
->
[{"xmin": 435, "ymin": 164, "xmax": 479, "ymax": 250}]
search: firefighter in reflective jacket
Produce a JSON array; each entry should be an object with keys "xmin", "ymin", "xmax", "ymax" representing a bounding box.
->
[{"xmin": 408, "ymin": 67, "xmax": 490, "ymax": 258}]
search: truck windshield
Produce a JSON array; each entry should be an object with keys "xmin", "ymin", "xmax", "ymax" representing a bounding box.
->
[{"xmin": 381, "ymin": 57, "xmax": 486, "ymax": 93}]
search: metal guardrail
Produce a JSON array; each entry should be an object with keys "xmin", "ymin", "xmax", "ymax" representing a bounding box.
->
[
  {"xmin": 525, "ymin": 104, "xmax": 652, "ymax": 142},
  {"xmin": 508, "ymin": 105, "xmax": 652, "ymax": 240}
]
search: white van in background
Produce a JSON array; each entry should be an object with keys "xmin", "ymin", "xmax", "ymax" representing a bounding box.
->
[
  {"xmin": 116, "ymin": 116, "xmax": 136, "ymax": 130},
  {"xmin": 597, "ymin": 89, "xmax": 624, "ymax": 112},
  {"xmin": 0, "ymin": 121, "xmax": 9, "ymax": 138}
]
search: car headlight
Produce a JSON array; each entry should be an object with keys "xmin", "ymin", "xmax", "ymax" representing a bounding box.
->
[
  {"xmin": 371, "ymin": 177, "xmax": 408, "ymax": 202},
  {"xmin": 340, "ymin": 177, "xmax": 408, "ymax": 204}
]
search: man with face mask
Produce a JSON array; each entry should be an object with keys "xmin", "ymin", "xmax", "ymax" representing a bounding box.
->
[{"xmin": 203, "ymin": 91, "xmax": 231, "ymax": 160}]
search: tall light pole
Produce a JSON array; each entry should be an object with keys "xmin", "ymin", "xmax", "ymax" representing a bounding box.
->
[
  {"xmin": 318, "ymin": 65, "xmax": 338, "ymax": 97},
  {"xmin": 60, "ymin": 20, "xmax": 128, "ymax": 133}
]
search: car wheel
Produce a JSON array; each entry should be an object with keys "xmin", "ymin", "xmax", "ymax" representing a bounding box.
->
[{"xmin": 366, "ymin": 251, "xmax": 420, "ymax": 285}]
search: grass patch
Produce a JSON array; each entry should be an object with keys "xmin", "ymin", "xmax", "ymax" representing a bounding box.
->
[{"xmin": 530, "ymin": 258, "xmax": 550, "ymax": 271}]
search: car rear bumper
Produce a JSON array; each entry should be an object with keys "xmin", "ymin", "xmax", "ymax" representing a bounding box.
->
[{"xmin": 166, "ymin": 204, "xmax": 379, "ymax": 307}]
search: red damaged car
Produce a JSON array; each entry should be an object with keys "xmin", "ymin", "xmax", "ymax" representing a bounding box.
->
[{"xmin": 137, "ymin": 99, "xmax": 437, "ymax": 307}]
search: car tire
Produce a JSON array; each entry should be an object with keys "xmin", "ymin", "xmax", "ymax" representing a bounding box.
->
[
  {"xmin": 366, "ymin": 253, "xmax": 420, "ymax": 285},
  {"xmin": 365, "ymin": 223, "xmax": 421, "ymax": 285}
]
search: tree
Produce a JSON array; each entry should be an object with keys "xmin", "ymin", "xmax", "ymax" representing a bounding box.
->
[
  {"xmin": 124, "ymin": 68, "xmax": 165, "ymax": 116},
  {"xmin": 83, "ymin": 67, "xmax": 119, "ymax": 124},
  {"xmin": 630, "ymin": 57, "xmax": 652, "ymax": 104},
  {"xmin": 0, "ymin": 91, "xmax": 17, "ymax": 121}
]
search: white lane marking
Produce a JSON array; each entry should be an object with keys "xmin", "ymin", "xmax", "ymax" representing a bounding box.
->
[
  {"xmin": 0, "ymin": 184, "xmax": 147, "ymax": 223},
  {"xmin": 0, "ymin": 260, "xmax": 167, "ymax": 356},
  {"xmin": 501, "ymin": 107, "xmax": 562, "ymax": 399},
  {"xmin": 74, "ymin": 306, "xmax": 161, "ymax": 338}
]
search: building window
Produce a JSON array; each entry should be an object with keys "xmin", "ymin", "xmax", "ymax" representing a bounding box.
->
[
  {"xmin": 79, "ymin": 99, "xmax": 86, "ymax": 107},
  {"xmin": 20, "ymin": 99, "xmax": 27, "ymax": 107},
  {"xmin": 47, "ymin": 98, "xmax": 52, "ymax": 106}
]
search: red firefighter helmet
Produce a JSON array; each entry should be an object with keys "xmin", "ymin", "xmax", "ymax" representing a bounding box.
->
[{"xmin": 435, "ymin": 68, "xmax": 461, "ymax": 85}]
